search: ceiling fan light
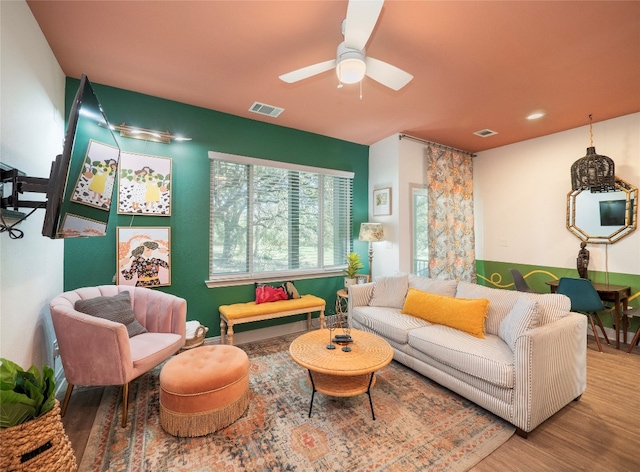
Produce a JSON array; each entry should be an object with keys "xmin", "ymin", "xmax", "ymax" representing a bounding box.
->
[
  {"xmin": 336, "ymin": 42, "xmax": 366, "ymax": 84},
  {"xmin": 337, "ymin": 57, "xmax": 366, "ymax": 84}
]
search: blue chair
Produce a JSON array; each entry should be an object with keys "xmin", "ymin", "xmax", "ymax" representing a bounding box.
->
[
  {"xmin": 556, "ymin": 277, "xmax": 611, "ymax": 352},
  {"xmin": 509, "ymin": 268, "xmax": 535, "ymax": 293}
]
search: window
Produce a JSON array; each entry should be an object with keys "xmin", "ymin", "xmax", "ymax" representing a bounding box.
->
[
  {"xmin": 208, "ymin": 152, "xmax": 353, "ymax": 285},
  {"xmin": 412, "ymin": 185, "xmax": 429, "ymax": 276}
]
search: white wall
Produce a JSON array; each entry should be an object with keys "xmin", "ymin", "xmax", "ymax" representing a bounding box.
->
[
  {"xmin": 368, "ymin": 134, "xmax": 400, "ymax": 277},
  {"xmin": 0, "ymin": 1, "xmax": 66, "ymax": 369},
  {"xmin": 474, "ymin": 112, "xmax": 639, "ymax": 277},
  {"xmin": 369, "ymin": 135, "xmax": 428, "ymax": 276},
  {"xmin": 370, "ymin": 113, "xmax": 639, "ymax": 280}
]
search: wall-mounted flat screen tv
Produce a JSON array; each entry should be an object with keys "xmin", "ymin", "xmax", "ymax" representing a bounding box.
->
[
  {"xmin": 599, "ymin": 199, "xmax": 634, "ymax": 227},
  {"xmin": 42, "ymin": 74, "xmax": 120, "ymax": 238}
]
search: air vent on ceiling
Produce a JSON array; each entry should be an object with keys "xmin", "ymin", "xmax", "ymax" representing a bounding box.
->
[
  {"xmin": 249, "ymin": 102, "xmax": 284, "ymax": 118},
  {"xmin": 473, "ymin": 129, "xmax": 498, "ymax": 138}
]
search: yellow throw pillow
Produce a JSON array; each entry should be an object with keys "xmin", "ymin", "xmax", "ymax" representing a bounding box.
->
[{"xmin": 401, "ymin": 288, "xmax": 489, "ymax": 338}]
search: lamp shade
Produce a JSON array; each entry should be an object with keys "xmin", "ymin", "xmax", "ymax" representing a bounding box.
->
[
  {"xmin": 359, "ymin": 223, "xmax": 384, "ymax": 242},
  {"xmin": 570, "ymin": 146, "xmax": 616, "ymax": 192}
]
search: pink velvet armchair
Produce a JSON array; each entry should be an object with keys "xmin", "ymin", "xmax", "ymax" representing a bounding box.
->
[{"xmin": 50, "ymin": 285, "xmax": 186, "ymax": 427}]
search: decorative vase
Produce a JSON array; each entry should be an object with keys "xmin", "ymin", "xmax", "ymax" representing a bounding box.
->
[
  {"xmin": 0, "ymin": 400, "xmax": 77, "ymax": 472},
  {"xmin": 344, "ymin": 278, "xmax": 356, "ymax": 288}
]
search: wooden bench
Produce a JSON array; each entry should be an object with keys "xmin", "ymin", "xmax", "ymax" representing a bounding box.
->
[{"xmin": 219, "ymin": 294, "xmax": 326, "ymax": 345}]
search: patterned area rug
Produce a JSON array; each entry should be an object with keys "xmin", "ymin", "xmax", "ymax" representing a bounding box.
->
[{"xmin": 80, "ymin": 335, "xmax": 514, "ymax": 471}]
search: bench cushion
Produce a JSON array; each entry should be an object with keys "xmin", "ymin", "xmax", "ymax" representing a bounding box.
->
[{"xmin": 219, "ymin": 294, "xmax": 325, "ymax": 320}]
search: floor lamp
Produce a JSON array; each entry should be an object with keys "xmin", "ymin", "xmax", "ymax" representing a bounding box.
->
[{"xmin": 359, "ymin": 223, "xmax": 384, "ymax": 280}]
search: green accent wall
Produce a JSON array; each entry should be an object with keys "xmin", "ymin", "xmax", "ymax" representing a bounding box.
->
[
  {"xmin": 63, "ymin": 78, "xmax": 369, "ymax": 336},
  {"xmin": 476, "ymin": 260, "xmax": 640, "ymax": 332}
]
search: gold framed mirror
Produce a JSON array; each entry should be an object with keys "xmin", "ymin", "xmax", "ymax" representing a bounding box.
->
[{"xmin": 567, "ymin": 176, "xmax": 638, "ymax": 244}]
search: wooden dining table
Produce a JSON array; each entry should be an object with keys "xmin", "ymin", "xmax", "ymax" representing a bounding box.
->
[{"xmin": 546, "ymin": 279, "xmax": 631, "ymax": 349}]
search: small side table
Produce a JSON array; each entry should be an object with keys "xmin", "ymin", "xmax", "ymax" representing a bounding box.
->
[{"xmin": 336, "ymin": 289, "xmax": 348, "ymax": 316}]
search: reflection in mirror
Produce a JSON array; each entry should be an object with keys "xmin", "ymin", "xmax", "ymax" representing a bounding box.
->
[{"xmin": 567, "ymin": 176, "xmax": 638, "ymax": 244}]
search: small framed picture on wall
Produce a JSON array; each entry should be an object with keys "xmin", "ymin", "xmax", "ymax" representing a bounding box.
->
[{"xmin": 373, "ymin": 187, "xmax": 391, "ymax": 216}]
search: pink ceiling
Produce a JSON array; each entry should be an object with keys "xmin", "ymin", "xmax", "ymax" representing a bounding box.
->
[{"xmin": 27, "ymin": 1, "xmax": 640, "ymax": 153}]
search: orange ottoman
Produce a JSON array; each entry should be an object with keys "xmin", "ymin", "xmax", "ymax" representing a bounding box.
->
[{"xmin": 159, "ymin": 345, "xmax": 250, "ymax": 437}]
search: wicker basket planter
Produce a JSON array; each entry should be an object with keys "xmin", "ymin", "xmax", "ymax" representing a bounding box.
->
[
  {"xmin": 183, "ymin": 324, "xmax": 208, "ymax": 349},
  {"xmin": 0, "ymin": 400, "xmax": 77, "ymax": 472}
]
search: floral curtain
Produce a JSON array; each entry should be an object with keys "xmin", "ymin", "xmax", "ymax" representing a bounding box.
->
[{"xmin": 426, "ymin": 145, "xmax": 476, "ymax": 282}]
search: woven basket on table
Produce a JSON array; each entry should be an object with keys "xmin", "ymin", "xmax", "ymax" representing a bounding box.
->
[{"xmin": 0, "ymin": 399, "xmax": 77, "ymax": 472}]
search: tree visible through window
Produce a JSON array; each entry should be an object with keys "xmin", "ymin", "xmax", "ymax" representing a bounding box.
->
[
  {"xmin": 209, "ymin": 153, "xmax": 353, "ymax": 282},
  {"xmin": 413, "ymin": 186, "xmax": 429, "ymax": 276}
]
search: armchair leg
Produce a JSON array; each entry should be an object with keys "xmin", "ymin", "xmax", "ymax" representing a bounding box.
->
[
  {"xmin": 60, "ymin": 383, "xmax": 74, "ymax": 417},
  {"xmin": 121, "ymin": 383, "xmax": 130, "ymax": 427}
]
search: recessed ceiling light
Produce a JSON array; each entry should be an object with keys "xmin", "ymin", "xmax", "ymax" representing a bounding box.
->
[{"xmin": 526, "ymin": 112, "xmax": 545, "ymax": 120}]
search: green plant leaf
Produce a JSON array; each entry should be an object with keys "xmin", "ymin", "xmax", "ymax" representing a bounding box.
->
[
  {"xmin": 0, "ymin": 388, "xmax": 38, "ymax": 428},
  {"xmin": 39, "ymin": 365, "xmax": 56, "ymax": 416},
  {"xmin": 0, "ymin": 359, "xmax": 56, "ymax": 425},
  {"xmin": 0, "ymin": 398, "xmax": 36, "ymax": 428}
]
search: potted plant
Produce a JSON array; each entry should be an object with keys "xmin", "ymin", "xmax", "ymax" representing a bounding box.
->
[
  {"xmin": 0, "ymin": 358, "xmax": 77, "ymax": 470},
  {"xmin": 343, "ymin": 252, "xmax": 363, "ymax": 288}
]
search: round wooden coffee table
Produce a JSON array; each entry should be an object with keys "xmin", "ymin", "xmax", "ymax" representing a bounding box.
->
[{"xmin": 289, "ymin": 328, "xmax": 393, "ymax": 419}]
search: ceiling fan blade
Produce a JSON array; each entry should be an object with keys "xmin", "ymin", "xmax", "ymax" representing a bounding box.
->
[
  {"xmin": 279, "ymin": 59, "xmax": 336, "ymax": 83},
  {"xmin": 344, "ymin": 0, "xmax": 384, "ymax": 51},
  {"xmin": 365, "ymin": 57, "xmax": 413, "ymax": 91}
]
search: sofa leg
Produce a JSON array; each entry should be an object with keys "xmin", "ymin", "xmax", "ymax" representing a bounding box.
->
[
  {"xmin": 515, "ymin": 428, "xmax": 529, "ymax": 439},
  {"xmin": 574, "ymin": 395, "xmax": 582, "ymax": 402}
]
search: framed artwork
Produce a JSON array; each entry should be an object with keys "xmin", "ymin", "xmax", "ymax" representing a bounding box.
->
[
  {"xmin": 118, "ymin": 151, "xmax": 172, "ymax": 215},
  {"xmin": 70, "ymin": 140, "xmax": 120, "ymax": 210},
  {"xmin": 117, "ymin": 226, "xmax": 171, "ymax": 287},
  {"xmin": 373, "ymin": 187, "xmax": 391, "ymax": 216},
  {"xmin": 355, "ymin": 274, "xmax": 370, "ymax": 284},
  {"xmin": 59, "ymin": 214, "xmax": 107, "ymax": 238}
]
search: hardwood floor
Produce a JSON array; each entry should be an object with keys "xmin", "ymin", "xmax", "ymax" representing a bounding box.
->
[{"xmin": 60, "ymin": 338, "xmax": 640, "ymax": 470}]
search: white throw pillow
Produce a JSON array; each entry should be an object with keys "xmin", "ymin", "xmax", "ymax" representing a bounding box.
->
[
  {"xmin": 369, "ymin": 274, "xmax": 409, "ymax": 309},
  {"xmin": 408, "ymin": 274, "xmax": 458, "ymax": 297},
  {"xmin": 525, "ymin": 292, "xmax": 571, "ymax": 326},
  {"xmin": 456, "ymin": 281, "xmax": 521, "ymax": 335},
  {"xmin": 499, "ymin": 296, "xmax": 539, "ymax": 350}
]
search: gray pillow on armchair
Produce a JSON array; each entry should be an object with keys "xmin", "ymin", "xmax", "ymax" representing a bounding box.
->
[{"xmin": 75, "ymin": 291, "xmax": 148, "ymax": 337}]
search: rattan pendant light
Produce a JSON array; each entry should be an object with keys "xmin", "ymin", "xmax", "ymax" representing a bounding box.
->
[{"xmin": 570, "ymin": 115, "xmax": 616, "ymax": 192}]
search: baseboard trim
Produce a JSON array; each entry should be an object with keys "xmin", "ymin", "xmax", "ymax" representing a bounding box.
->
[{"xmin": 204, "ymin": 318, "xmax": 321, "ymax": 346}]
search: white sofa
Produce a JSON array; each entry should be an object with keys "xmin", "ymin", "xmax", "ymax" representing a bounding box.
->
[{"xmin": 348, "ymin": 273, "xmax": 587, "ymax": 437}]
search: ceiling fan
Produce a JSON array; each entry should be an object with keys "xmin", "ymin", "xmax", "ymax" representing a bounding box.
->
[{"xmin": 279, "ymin": 0, "xmax": 413, "ymax": 91}]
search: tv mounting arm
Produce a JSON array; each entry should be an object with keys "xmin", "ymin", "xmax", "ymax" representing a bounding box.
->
[{"xmin": 1, "ymin": 166, "xmax": 50, "ymax": 210}]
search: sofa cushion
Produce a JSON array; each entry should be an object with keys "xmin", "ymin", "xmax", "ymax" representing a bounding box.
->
[
  {"xmin": 351, "ymin": 306, "xmax": 429, "ymax": 345},
  {"xmin": 75, "ymin": 291, "xmax": 147, "ymax": 337},
  {"xmin": 408, "ymin": 325, "xmax": 515, "ymax": 389},
  {"xmin": 455, "ymin": 281, "xmax": 521, "ymax": 336},
  {"xmin": 523, "ymin": 292, "xmax": 571, "ymax": 326},
  {"xmin": 499, "ymin": 296, "xmax": 539, "ymax": 350},
  {"xmin": 369, "ymin": 274, "xmax": 409, "ymax": 309},
  {"xmin": 402, "ymin": 288, "xmax": 489, "ymax": 338},
  {"xmin": 408, "ymin": 274, "xmax": 458, "ymax": 297}
]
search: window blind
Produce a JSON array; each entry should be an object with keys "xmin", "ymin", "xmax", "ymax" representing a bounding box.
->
[{"xmin": 208, "ymin": 152, "xmax": 353, "ymax": 282}]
